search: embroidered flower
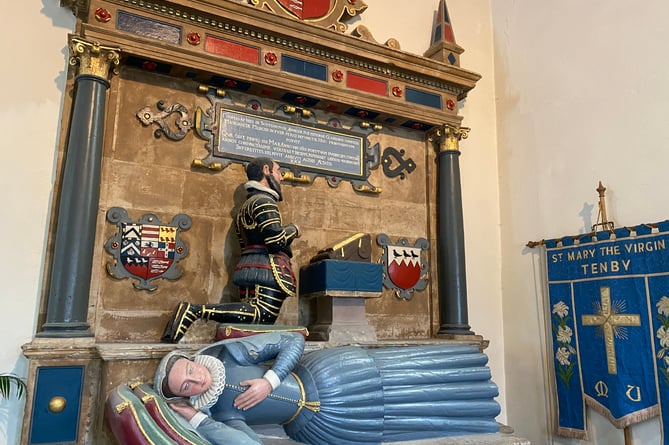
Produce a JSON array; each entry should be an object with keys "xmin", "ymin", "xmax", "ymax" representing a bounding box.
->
[
  {"xmin": 556, "ymin": 347, "xmax": 571, "ymax": 366},
  {"xmin": 553, "ymin": 301, "xmax": 569, "ymax": 318},
  {"xmin": 657, "ymin": 296, "xmax": 669, "ymax": 317},
  {"xmin": 654, "ymin": 296, "xmax": 669, "ymax": 387},
  {"xmin": 658, "ymin": 325, "xmax": 669, "ymax": 348},
  {"xmin": 557, "ymin": 325, "xmax": 573, "ymax": 344},
  {"xmin": 552, "ymin": 300, "xmax": 576, "ymax": 389}
]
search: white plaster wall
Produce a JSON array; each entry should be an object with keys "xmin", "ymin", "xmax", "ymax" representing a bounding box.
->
[
  {"xmin": 0, "ymin": 2, "xmax": 75, "ymax": 444},
  {"xmin": 361, "ymin": 0, "xmax": 506, "ymax": 425},
  {"xmin": 491, "ymin": 1, "xmax": 669, "ymax": 444}
]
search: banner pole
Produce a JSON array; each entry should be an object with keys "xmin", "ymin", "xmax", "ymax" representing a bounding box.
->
[{"xmin": 624, "ymin": 426, "xmax": 631, "ymax": 445}]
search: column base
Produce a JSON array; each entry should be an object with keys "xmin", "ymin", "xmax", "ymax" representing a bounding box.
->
[
  {"xmin": 437, "ymin": 323, "xmax": 473, "ymax": 336},
  {"xmin": 37, "ymin": 322, "xmax": 93, "ymax": 338}
]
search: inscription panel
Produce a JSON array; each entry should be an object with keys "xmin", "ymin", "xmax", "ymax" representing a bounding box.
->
[{"xmin": 214, "ymin": 106, "xmax": 365, "ymax": 179}]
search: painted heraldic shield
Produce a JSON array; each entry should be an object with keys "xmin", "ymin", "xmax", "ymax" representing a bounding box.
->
[
  {"xmin": 249, "ymin": 0, "xmax": 368, "ymax": 31},
  {"xmin": 543, "ymin": 222, "xmax": 669, "ymax": 442},
  {"xmin": 277, "ymin": 0, "xmax": 332, "ymax": 20},
  {"xmin": 377, "ymin": 234, "xmax": 429, "ymax": 300},
  {"xmin": 121, "ymin": 223, "xmax": 175, "ymax": 279},
  {"xmin": 105, "ymin": 207, "xmax": 192, "ymax": 291}
]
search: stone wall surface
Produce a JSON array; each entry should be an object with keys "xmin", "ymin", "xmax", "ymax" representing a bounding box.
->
[{"xmin": 79, "ymin": 66, "xmax": 440, "ymax": 344}]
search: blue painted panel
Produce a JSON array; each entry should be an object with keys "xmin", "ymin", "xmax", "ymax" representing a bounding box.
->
[
  {"xmin": 30, "ymin": 366, "xmax": 84, "ymax": 444},
  {"xmin": 405, "ymin": 87, "xmax": 442, "ymax": 109},
  {"xmin": 299, "ymin": 260, "xmax": 382, "ymax": 295},
  {"xmin": 281, "ymin": 55, "xmax": 327, "ymax": 81}
]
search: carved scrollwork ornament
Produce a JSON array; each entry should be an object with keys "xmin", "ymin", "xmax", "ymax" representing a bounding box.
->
[
  {"xmin": 68, "ymin": 36, "xmax": 120, "ymax": 80},
  {"xmin": 382, "ymin": 147, "xmax": 416, "ymax": 179},
  {"xmin": 137, "ymin": 101, "xmax": 193, "ymax": 140}
]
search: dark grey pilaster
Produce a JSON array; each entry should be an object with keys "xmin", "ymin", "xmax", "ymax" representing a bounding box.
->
[
  {"xmin": 428, "ymin": 125, "xmax": 473, "ymax": 336},
  {"xmin": 39, "ymin": 37, "xmax": 119, "ymax": 337}
]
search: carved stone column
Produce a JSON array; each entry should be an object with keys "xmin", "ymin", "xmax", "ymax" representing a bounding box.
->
[
  {"xmin": 39, "ymin": 36, "xmax": 119, "ymax": 337},
  {"xmin": 428, "ymin": 124, "xmax": 473, "ymax": 336}
]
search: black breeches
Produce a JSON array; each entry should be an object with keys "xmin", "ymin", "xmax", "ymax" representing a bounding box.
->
[{"xmin": 202, "ymin": 285, "xmax": 288, "ymax": 324}]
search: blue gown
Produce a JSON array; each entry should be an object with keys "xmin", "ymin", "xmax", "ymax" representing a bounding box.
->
[{"xmin": 195, "ymin": 332, "xmax": 500, "ymax": 445}]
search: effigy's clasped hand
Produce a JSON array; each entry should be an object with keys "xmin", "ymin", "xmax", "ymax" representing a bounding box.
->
[{"xmin": 234, "ymin": 378, "xmax": 272, "ymax": 411}]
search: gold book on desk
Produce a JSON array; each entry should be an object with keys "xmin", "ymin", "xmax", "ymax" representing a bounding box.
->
[{"xmin": 309, "ymin": 233, "xmax": 372, "ymax": 263}]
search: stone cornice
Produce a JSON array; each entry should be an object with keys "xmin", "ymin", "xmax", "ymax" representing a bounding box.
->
[
  {"xmin": 111, "ymin": 0, "xmax": 480, "ymax": 93},
  {"xmin": 68, "ymin": 0, "xmax": 481, "ymax": 129}
]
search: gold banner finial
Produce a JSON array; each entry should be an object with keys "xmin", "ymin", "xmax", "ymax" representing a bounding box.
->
[
  {"xmin": 427, "ymin": 124, "xmax": 470, "ymax": 152},
  {"xmin": 592, "ymin": 180, "xmax": 614, "ymax": 232},
  {"xmin": 69, "ymin": 36, "xmax": 120, "ymax": 80}
]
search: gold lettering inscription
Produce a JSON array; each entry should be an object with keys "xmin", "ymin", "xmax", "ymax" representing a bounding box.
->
[
  {"xmin": 567, "ymin": 248, "xmax": 596, "ymax": 261},
  {"xmin": 579, "ymin": 260, "xmax": 630, "ymax": 275},
  {"xmin": 625, "ymin": 385, "xmax": 642, "ymax": 402},
  {"xmin": 624, "ymin": 240, "xmax": 666, "ymax": 253},
  {"xmin": 550, "ymin": 238, "xmax": 667, "ymax": 273},
  {"xmin": 598, "ymin": 245, "xmax": 620, "ymax": 255},
  {"xmin": 595, "ymin": 380, "xmax": 609, "ymax": 398}
]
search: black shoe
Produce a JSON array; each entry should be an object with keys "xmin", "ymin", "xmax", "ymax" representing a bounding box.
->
[{"xmin": 161, "ymin": 302, "xmax": 202, "ymax": 343}]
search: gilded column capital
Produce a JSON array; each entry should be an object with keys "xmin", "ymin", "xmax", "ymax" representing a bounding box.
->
[
  {"xmin": 427, "ymin": 124, "xmax": 471, "ymax": 152},
  {"xmin": 68, "ymin": 36, "xmax": 120, "ymax": 80}
]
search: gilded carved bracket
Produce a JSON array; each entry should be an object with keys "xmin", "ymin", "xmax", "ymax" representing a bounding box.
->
[{"xmin": 137, "ymin": 101, "xmax": 193, "ymax": 141}]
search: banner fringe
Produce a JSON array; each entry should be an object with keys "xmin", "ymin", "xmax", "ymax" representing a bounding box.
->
[
  {"xmin": 556, "ymin": 426, "xmax": 588, "ymax": 440},
  {"xmin": 585, "ymin": 396, "xmax": 659, "ymax": 428}
]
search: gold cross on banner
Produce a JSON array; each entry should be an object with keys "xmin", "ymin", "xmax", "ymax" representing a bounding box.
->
[{"xmin": 581, "ymin": 286, "xmax": 641, "ymax": 374}]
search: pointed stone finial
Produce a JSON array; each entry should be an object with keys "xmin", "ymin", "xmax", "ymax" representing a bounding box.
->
[
  {"xmin": 423, "ymin": 0, "xmax": 464, "ymax": 66},
  {"xmin": 432, "ymin": 0, "xmax": 456, "ymax": 45}
]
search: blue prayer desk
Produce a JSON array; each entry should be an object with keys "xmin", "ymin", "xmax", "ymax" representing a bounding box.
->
[{"xmin": 298, "ymin": 260, "xmax": 382, "ymax": 343}]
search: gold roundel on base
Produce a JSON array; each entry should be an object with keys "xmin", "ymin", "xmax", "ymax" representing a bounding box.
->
[{"xmin": 48, "ymin": 396, "xmax": 67, "ymax": 413}]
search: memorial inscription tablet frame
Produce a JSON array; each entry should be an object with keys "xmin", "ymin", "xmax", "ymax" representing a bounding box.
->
[{"xmin": 192, "ymin": 88, "xmax": 382, "ymax": 192}]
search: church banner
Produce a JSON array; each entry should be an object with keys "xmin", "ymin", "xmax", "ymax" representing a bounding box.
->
[{"xmin": 543, "ymin": 222, "xmax": 669, "ymax": 441}]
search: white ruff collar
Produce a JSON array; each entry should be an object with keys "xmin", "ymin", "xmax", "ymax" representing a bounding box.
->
[
  {"xmin": 244, "ymin": 180, "xmax": 279, "ymax": 200},
  {"xmin": 190, "ymin": 355, "xmax": 226, "ymax": 410}
]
